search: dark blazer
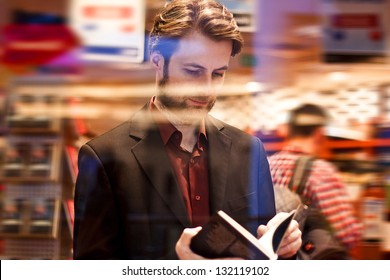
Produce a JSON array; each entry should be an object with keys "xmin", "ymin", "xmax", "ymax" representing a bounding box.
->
[{"xmin": 73, "ymin": 103, "xmax": 276, "ymax": 259}]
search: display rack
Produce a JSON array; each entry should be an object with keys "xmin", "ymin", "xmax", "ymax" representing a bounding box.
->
[{"xmin": 0, "ymin": 79, "xmax": 65, "ymax": 259}]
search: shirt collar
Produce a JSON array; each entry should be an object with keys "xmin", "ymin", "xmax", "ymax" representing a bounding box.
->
[
  {"xmin": 282, "ymin": 145, "xmax": 309, "ymax": 155},
  {"xmin": 149, "ymin": 96, "xmax": 207, "ymax": 147}
]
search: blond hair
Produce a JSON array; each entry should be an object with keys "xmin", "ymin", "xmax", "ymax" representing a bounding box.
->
[{"xmin": 149, "ymin": 0, "xmax": 243, "ymax": 60}]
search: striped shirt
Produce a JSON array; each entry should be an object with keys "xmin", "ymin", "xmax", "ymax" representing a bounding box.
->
[{"xmin": 268, "ymin": 146, "xmax": 362, "ymax": 249}]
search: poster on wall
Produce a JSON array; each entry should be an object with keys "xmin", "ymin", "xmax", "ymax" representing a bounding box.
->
[
  {"xmin": 69, "ymin": 0, "xmax": 145, "ymax": 63},
  {"xmin": 218, "ymin": 0, "xmax": 256, "ymax": 32},
  {"xmin": 322, "ymin": 0, "xmax": 389, "ymax": 54}
]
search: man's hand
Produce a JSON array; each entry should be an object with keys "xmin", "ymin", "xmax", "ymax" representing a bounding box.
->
[
  {"xmin": 256, "ymin": 212, "xmax": 302, "ymax": 259},
  {"xmin": 175, "ymin": 227, "xmax": 207, "ymax": 260},
  {"xmin": 175, "ymin": 227, "xmax": 243, "ymax": 260}
]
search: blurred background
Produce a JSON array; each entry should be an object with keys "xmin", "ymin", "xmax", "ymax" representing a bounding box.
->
[{"xmin": 0, "ymin": 0, "xmax": 390, "ymax": 259}]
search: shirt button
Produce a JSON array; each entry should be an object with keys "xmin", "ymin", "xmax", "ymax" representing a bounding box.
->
[{"xmin": 195, "ymin": 195, "xmax": 201, "ymax": 201}]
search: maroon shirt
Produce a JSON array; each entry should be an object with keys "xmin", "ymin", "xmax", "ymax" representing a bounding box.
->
[{"xmin": 150, "ymin": 98, "xmax": 210, "ymax": 226}]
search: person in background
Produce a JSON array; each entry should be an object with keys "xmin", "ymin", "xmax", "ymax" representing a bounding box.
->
[
  {"xmin": 268, "ymin": 103, "xmax": 362, "ymax": 249},
  {"xmin": 73, "ymin": 0, "xmax": 301, "ymax": 260}
]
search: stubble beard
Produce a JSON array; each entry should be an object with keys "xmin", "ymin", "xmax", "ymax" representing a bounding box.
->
[{"xmin": 157, "ymin": 66, "xmax": 216, "ymax": 125}]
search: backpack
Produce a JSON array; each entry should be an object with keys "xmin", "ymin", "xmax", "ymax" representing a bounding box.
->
[{"xmin": 275, "ymin": 155, "xmax": 350, "ymax": 260}]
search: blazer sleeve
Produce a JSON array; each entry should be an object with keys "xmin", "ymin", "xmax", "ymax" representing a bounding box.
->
[
  {"xmin": 73, "ymin": 144, "xmax": 123, "ymax": 259},
  {"xmin": 251, "ymin": 137, "xmax": 276, "ymax": 224}
]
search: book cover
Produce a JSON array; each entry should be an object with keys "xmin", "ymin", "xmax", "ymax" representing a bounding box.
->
[{"xmin": 190, "ymin": 209, "xmax": 297, "ymax": 260}]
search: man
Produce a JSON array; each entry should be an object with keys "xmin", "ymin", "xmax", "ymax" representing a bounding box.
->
[
  {"xmin": 268, "ymin": 103, "xmax": 361, "ymax": 249},
  {"xmin": 73, "ymin": 0, "xmax": 301, "ymax": 260}
]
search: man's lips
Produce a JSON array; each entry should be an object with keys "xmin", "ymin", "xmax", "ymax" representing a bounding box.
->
[{"xmin": 187, "ymin": 97, "xmax": 209, "ymax": 106}]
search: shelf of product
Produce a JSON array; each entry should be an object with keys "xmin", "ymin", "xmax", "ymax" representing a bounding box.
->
[
  {"xmin": 0, "ymin": 198, "xmax": 60, "ymax": 239},
  {"xmin": 6, "ymin": 93, "xmax": 63, "ymax": 135},
  {"xmin": 0, "ymin": 80, "xmax": 66, "ymax": 259},
  {"xmin": 263, "ymin": 137, "xmax": 390, "ymax": 159},
  {"xmin": 0, "ymin": 137, "xmax": 62, "ymax": 183}
]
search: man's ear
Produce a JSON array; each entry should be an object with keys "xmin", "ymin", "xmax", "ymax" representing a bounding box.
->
[{"xmin": 150, "ymin": 52, "xmax": 164, "ymax": 70}]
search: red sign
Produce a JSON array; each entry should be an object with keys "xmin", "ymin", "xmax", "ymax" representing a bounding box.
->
[
  {"xmin": 332, "ymin": 14, "xmax": 379, "ymax": 29},
  {"xmin": 1, "ymin": 24, "xmax": 79, "ymax": 66},
  {"xmin": 83, "ymin": 6, "xmax": 133, "ymax": 19}
]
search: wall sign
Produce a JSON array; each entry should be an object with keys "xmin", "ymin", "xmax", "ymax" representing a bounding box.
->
[
  {"xmin": 69, "ymin": 0, "xmax": 145, "ymax": 63},
  {"xmin": 322, "ymin": 0, "xmax": 389, "ymax": 54},
  {"xmin": 1, "ymin": 24, "xmax": 79, "ymax": 66}
]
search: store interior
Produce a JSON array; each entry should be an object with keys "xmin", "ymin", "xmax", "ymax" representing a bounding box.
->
[{"xmin": 0, "ymin": 0, "xmax": 390, "ymax": 259}]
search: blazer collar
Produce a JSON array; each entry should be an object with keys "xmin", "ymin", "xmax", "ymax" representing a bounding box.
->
[
  {"xmin": 129, "ymin": 104, "xmax": 190, "ymax": 226},
  {"xmin": 128, "ymin": 104, "xmax": 232, "ymax": 225},
  {"xmin": 205, "ymin": 115, "xmax": 232, "ymax": 214}
]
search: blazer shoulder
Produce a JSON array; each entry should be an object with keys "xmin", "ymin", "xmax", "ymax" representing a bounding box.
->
[
  {"xmin": 86, "ymin": 104, "xmax": 150, "ymax": 147},
  {"xmin": 207, "ymin": 114, "xmax": 262, "ymax": 143},
  {"xmin": 88, "ymin": 121, "xmax": 130, "ymax": 144}
]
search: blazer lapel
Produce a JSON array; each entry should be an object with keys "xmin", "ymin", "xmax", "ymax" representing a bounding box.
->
[
  {"xmin": 129, "ymin": 106, "xmax": 191, "ymax": 227},
  {"xmin": 206, "ymin": 116, "xmax": 232, "ymax": 214}
]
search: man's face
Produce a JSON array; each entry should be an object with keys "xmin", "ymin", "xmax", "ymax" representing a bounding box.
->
[{"xmin": 154, "ymin": 32, "xmax": 232, "ymax": 124}]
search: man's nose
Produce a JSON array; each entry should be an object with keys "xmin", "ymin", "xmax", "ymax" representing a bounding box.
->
[{"xmin": 197, "ymin": 76, "xmax": 218, "ymax": 95}]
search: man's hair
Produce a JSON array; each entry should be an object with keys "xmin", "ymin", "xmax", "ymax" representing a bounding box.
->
[
  {"xmin": 288, "ymin": 104, "xmax": 329, "ymax": 138},
  {"xmin": 148, "ymin": 0, "xmax": 243, "ymax": 61}
]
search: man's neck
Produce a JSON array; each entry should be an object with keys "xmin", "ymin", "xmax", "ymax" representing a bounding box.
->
[
  {"xmin": 154, "ymin": 97, "xmax": 200, "ymax": 152},
  {"xmin": 177, "ymin": 124, "xmax": 197, "ymax": 152},
  {"xmin": 287, "ymin": 138, "xmax": 315, "ymax": 155},
  {"xmin": 154, "ymin": 98, "xmax": 184, "ymax": 126}
]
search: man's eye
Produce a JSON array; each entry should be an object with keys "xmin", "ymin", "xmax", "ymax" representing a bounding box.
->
[
  {"xmin": 184, "ymin": 69, "xmax": 202, "ymax": 77},
  {"xmin": 213, "ymin": 72, "xmax": 224, "ymax": 78}
]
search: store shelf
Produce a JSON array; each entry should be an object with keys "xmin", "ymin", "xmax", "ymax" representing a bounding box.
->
[
  {"xmin": 0, "ymin": 79, "xmax": 66, "ymax": 259},
  {"xmin": 0, "ymin": 199, "xmax": 60, "ymax": 239},
  {"xmin": 0, "ymin": 137, "xmax": 62, "ymax": 184},
  {"xmin": 263, "ymin": 138, "xmax": 390, "ymax": 157},
  {"xmin": 326, "ymin": 138, "xmax": 390, "ymax": 149}
]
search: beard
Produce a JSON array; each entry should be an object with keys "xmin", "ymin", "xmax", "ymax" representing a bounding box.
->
[
  {"xmin": 157, "ymin": 64, "xmax": 216, "ymax": 125},
  {"xmin": 157, "ymin": 92, "xmax": 216, "ymax": 112},
  {"xmin": 157, "ymin": 89, "xmax": 216, "ymax": 125}
]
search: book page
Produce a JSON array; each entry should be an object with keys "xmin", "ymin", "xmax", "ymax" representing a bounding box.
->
[
  {"xmin": 190, "ymin": 209, "xmax": 297, "ymax": 260},
  {"xmin": 258, "ymin": 210, "xmax": 296, "ymax": 258}
]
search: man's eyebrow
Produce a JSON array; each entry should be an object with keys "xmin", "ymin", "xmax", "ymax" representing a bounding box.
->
[
  {"xmin": 215, "ymin": 65, "xmax": 229, "ymax": 71},
  {"xmin": 183, "ymin": 63, "xmax": 229, "ymax": 71}
]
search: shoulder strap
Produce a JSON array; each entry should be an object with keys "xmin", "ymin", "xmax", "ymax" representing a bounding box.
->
[{"xmin": 288, "ymin": 155, "xmax": 315, "ymax": 195}]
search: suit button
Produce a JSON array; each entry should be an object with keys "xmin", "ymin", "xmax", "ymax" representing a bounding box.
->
[{"xmin": 195, "ymin": 195, "xmax": 201, "ymax": 201}]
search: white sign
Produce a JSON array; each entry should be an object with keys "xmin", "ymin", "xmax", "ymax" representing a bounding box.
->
[
  {"xmin": 322, "ymin": 0, "xmax": 389, "ymax": 54},
  {"xmin": 69, "ymin": 0, "xmax": 145, "ymax": 63}
]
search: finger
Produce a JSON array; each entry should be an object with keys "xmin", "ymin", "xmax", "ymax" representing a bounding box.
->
[
  {"xmin": 277, "ymin": 220, "xmax": 302, "ymax": 258},
  {"xmin": 283, "ymin": 220, "xmax": 300, "ymax": 239},
  {"xmin": 256, "ymin": 224, "xmax": 268, "ymax": 238},
  {"xmin": 176, "ymin": 228, "xmax": 243, "ymax": 260},
  {"xmin": 277, "ymin": 227, "xmax": 302, "ymax": 258},
  {"xmin": 279, "ymin": 221, "xmax": 301, "ymax": 249},
  {"xmin": 182, "ymin": 227, "xmax": 202, "ymax": 244},
  {"xmin": 280, "ymin": 229, "xmax": 302, "ymax": 250},
  {"xmin": 277, "ymin": 236, "xmax": 302, "ymax": 258},
  {"xmin": 176, "ymin": 227, "xmax": 205, "ymax": 260}
]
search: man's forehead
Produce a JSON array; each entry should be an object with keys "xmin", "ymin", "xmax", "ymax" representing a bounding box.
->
[{"xmin": 171, "ymin": 33, "xmax": 232, "ymax": 67}]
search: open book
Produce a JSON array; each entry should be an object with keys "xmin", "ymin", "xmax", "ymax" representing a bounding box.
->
[{"xmin": 190, "ymin": 209, "xmax": 297, "ymax": 260}]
